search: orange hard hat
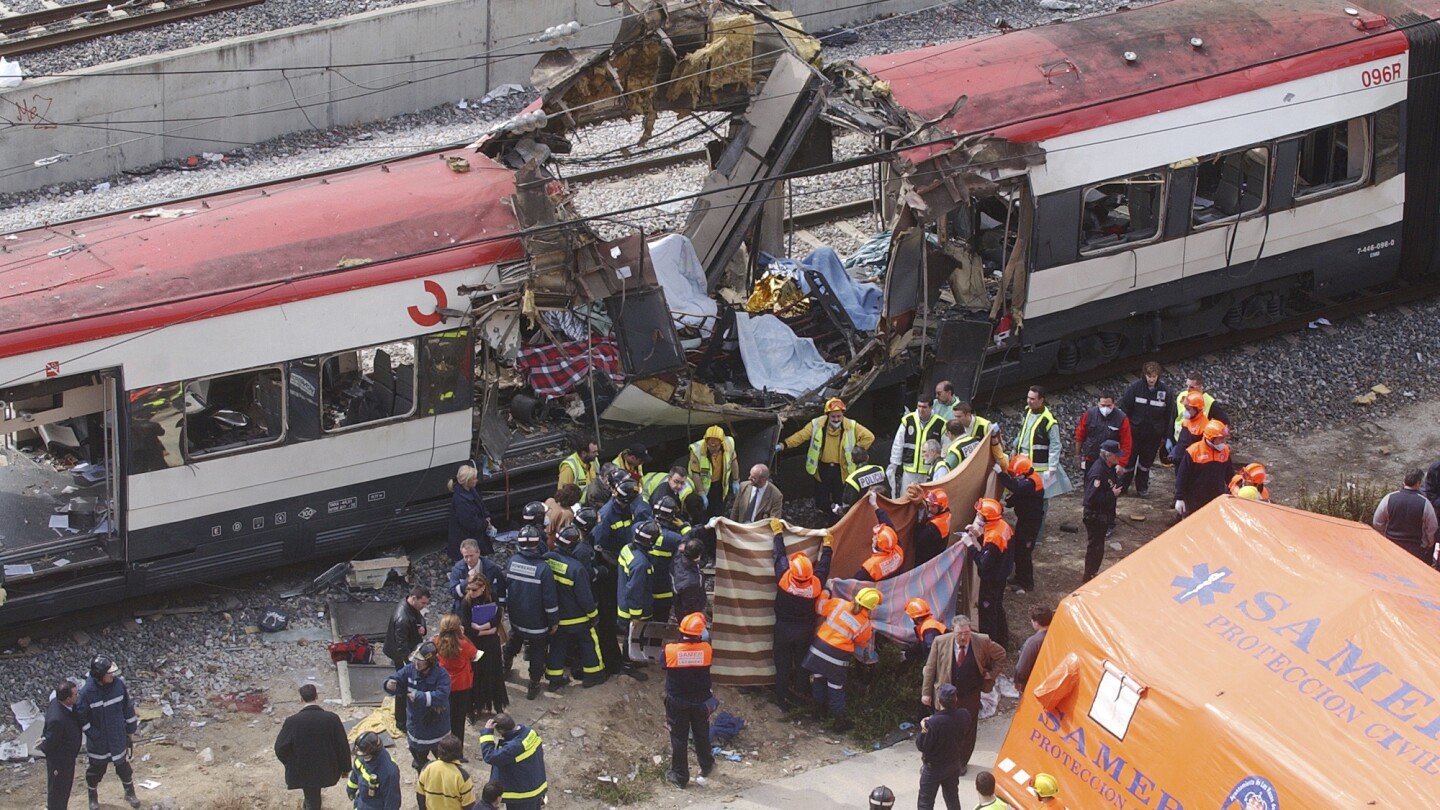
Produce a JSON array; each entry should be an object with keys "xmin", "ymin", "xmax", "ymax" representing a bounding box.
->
[
  {"xmin": 904, "ymin": 598, "xmax": 932, "ymax": 621},
  {"xmin": 975, "ymin": 497, "xmax": 1004, "ymax": 522},
  {"xmin": 872, "ymin": 524, "xmax": 899, "ymax": 553},
  {"xmin": 1008, "ymin": 454, "xmax": 1033, "ymax": 476},
  {"xmin": 825, "ymin": 397, "xmax": 847, "ymax": 413},
  {"xmin": 1242, "ymin": 462, "xmax": 1267, "ymax": 484},
  {"xmin": 788, "ymin": 552, "xmax": 814, "ymax": 581},
  {"xmin": 679, "ymin": 612, "xmax": 708, "ymax": 637},
  {"xmin": 924, "ymin": 489, "xmax": 949, "ymax": 512},
  {"xmin": 1202, "ymin": 419, "xmax": 1229, "ymax": 441},
  {"xmin": 1183, "ymin": 391, "xmax": 1207, "ymax": 411}
]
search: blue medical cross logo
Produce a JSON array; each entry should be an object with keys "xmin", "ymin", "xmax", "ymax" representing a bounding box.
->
[{"xmin": 1171, "ymin": 563, "xmax": 1234, "ymax": 606}]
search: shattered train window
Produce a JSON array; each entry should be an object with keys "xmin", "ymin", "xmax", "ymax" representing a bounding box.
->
[
  {"xmin": 321, "ymin": 340, "xmax": 417, "ymax": 432},
  {"xmin": 1295, "ymin": 116, "xmax": 1370, "ymax": 199},
  {"xmin": 183, "ymin": 367, "xmax": 285, "ymax": 458},
  {"xmin": 1080, "ymin": 172, "xmax": 1165, "ymax": 254},
  {"xmin": 1192, "ymin": 146, "xmax": 1267, "ymax": 227}
]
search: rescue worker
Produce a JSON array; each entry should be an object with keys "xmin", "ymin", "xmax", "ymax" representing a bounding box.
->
[
  {"xmin": 947, "ymin": 402, "xmax": 994, "ymax": 462},
  {"xmin": 779, "ymin": 397, "xmax": 876, "ymax": 522},
  {"xmin": 1015, "ymin": 386, "xmax": 1072, "ymax": 542},
  {"xmin": 416, "ymin": 735, "xmax": 474, "ymax": 810},
  {"xmin": 1373, "ymin": 470, "xmax": 1439, "ymax": 562},
  {"xmin": 932, "ymin": 380, "xmax": 958, "ymax": 422},
  {"xmin": 994, "ymin": 454, "xmax": 1044, "ymax": 593},
  {"xmin": 690, "ymin": 425, "xmax": 741, "ymax": 520},
  {"xmin": 612, "ymin": 442, "xmax": 650, "ymax": 482},
  {"xmin": 501, "ymin": 526, "xmax": 559, "ymax": 700},
  {"xmin": 963, "ymin": 498, "xmax": 1013, "ymax": 648},
  {"xmin": 647, "ymin": 465, "xmax": 699, "ymax": 521},
  {"xmin": 802, "ymin": 586, "xmax": 881, "ymax": 731},
  {"xmin": 382, "ymin": 641, "xmax": 451, "ymax": 773},
  {"xmin": 1032, "ymin": 773, "xmax": 1061, "ymax": 805},
  {"xmin": 1082, "ymin": 440, "xmax": 1124, "ymax": 582},
  {"xmin": 557, "ymin": 436, "xmax": 600, "ymax": 491},
  {"xmin": 1174, "ymin": 420, "xmax": 1235, "ymax": 519},
  {"xmin": 1168, "ymin": 391, "xmax": 1210, "ymax": 463},
  {"xmin": 1120, "ymin": 361, "xmax": 1170, "ymax": 496},
  {"xmin": 577, "ymin": 507, "xmax": 638, "ymax": 680},
  {"xmin": 919, "ymin": 441, "xmax": 944, "ymax": 483},
  {"xmin": 648, "ymin": 496, "xmax": 689, "ymax": 621},
  {"xmin": 662, "ymin": 613, "xmax": 718, "ymax": 789},
  {"xmin": 618, "ymin": 520, "xmax": 659, "ymax": 669},
  {"xmin": 974, "ymin": 771, "xmax": 1010, "ymax": 810},
  {"xmin": 347, "ymin": 731, "xmax": 401, "ymax": 810},
  {"xmin": 76, "ymin": 655, "xmax": 140, "ymax": 810},
  {"xmin": 1074, "ymin": 394, "xmax": 1131, "ymax": 472},
  {"xmin": 889, "ymin": 396, "xmax": 947, "ymax": 493},
  {"xmin": 1228, "ymin": 462, "xmax": 1272, "ymax": 501},
  {"xmin": 673, "ymin": 538, "xmax": 708, "ymax": 618},
  {"xmin": 905, "ymin": 598, "xmax": 947, "ymax": 660},
  {"xmin": 544, "ymin": 527, "xmax": 607, "ymax": 691},
  {"xmin": 853, "ymin": 517, "xmax": 905, "ymax": 582},
  {"xmin": 1167, "ymin": 372, "xmax": 1228, "ymax": 461},
  {"xmin": 519, "ymin": 500, "xmax": 547, "ymax": 532},
  {"xmin": 869, "ymin": 786, "xmax": 897, "ymax": 810},
  {"xmin": 479, "ymin": 713, "xmax": 548, "ymax": 810},
  {"xmin": 840, "ymin": 446, "xmax": 890, "ymax": 515},
  {"xmin": 771, "ymin": 519, "xmax": 833, "ymax": 710},
  {"xmin": 913, "ymin": 489, "xmax": 953, "ymax": 568},
  {"xmin": 592, "ymin": 478, "xmax": 653, "ymax": 573}
]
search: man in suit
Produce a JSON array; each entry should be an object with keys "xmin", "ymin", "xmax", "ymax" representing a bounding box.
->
[
  {"xmin": 730, "ymin": 464, "xmax": 784, "ymax": 523},
  {"xmin": 39, "ymin": 681, "xmax": 82, "ymax": 810},
  {"xmin": 274, "ymin": 684, "xmax": 351, "ymax": 810},
  {"xmin": 920, "ymin": 615, "xmax": 1008, "ymax": 776}
]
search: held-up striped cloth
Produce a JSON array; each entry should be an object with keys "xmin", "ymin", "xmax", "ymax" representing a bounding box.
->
[{"xmin": 711, "ymin": 437, "xmax": 993, "ymax": 686}]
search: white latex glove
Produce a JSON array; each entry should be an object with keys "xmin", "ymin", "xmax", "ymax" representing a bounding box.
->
[
  {"xmin": 706, "ymin": 516, "xmax": 721, "ymax": 529},
  {"xmin": 774, "ymin": 443, "xmax": 784, "ymax": 452},
  {"xmin": 992, "ymin": 463, "xmax": 1003, "ymax": 475},
  {"xmin": 868, "ymin": 490, "xmax": 878, "ymax": 507},
  {"xmin": 1174, "ymin": 499, "xmax": 1187, "ymax": 515}
]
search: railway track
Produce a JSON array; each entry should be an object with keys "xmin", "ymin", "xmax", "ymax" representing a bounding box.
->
[{"xmin": 0, "ymin": 0, "xmax": 262, "ymax": 58}]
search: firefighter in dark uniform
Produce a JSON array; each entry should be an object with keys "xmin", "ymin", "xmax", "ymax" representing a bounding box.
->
[
  {"xmin": 346, "ymin": 731, "xmax": 401, "ymax": 810},
  {"xmin": 662, "ymin": 613, "xmax": 718, "ymax": 789},
  {"xmin": 648, "ymin": 496, "xmax": 688, "ymax": 623},
  {"xmin": 77, "ymin": 655, "xmax": 141, "ymax": 810},
  {"xmin": 840, "ymin": 447, "xmax": 890, "ymax": 515},
  {"xmin": 592, "ymin": 481, "xmax": 652, "ymax": 680},
  {"xmin": 501, "ymin": 526, "xmax": 559, "ymax": 700},
  {"xmin": 618, "ymin": 520, "xmax": 658, "ymax": 671},
  {"xmin": 771, "ymin": 519, "xmax": 832, "ymax": 710},
  {"xmin": 544, "ymin": 528, "xmax": 608, "ymax": 691}
]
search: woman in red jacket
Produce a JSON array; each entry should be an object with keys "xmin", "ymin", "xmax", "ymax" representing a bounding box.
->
[{"xmin": 435, "ymin": 614, "xmax": 478, "ymax": 759}]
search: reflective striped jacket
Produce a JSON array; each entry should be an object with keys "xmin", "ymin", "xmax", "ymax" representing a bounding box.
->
[
  {"xmin": 480, "ymin": 725, "xmax": 548, "ymax": 803},
  {"xmin": 76, "ymin": 675, "xmax": 138, "ymax": 760}
]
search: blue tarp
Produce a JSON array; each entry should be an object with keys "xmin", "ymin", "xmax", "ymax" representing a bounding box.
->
[{"xmin": 767, "ymin": 247, "xmax": 882, "ymax": 332}]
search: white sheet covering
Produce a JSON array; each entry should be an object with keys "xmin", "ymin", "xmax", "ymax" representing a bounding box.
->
[
  {"xmin": 648, "ymin": 234, "xmax": 717, "ymax": 333},
  {"xmin": 734, "ymin": 312, "xmax": 840, "ymax": 397}
]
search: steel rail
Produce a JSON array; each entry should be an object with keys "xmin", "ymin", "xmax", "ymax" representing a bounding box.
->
[{"xmin": 0, "ymin": 0, "xmax": 264, "ymax": 58}]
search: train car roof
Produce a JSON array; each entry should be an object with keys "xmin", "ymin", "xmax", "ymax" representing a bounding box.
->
[
  {"xmin": 860, "ymin": 0, "xmax": 1424, "ymax": 159},
  {"xmin": 0, "ymin": 149, "xmax": 523, "ymax": 354}
]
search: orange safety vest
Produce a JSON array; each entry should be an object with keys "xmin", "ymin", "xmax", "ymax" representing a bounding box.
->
[
  {"xmin": 862, "ymin": 548, "xmax": 904, "ymax": 581},
  {"xmin": 663, "ymin": 641, "xmax": 713, "ymax": 668},
  {"xmin": 928, "ymin": 511, "xmax": 952, "ymax": 540},
  {"xmin": 1179, "ymin": 412, "xmax": 1206, "ymax": 439},
  {"xmin": 814, "ymin": 597, "xmax": 872, "ymax": 653},
  {"xmin": 779, "ymin": 572, "xmax": 823, "ymax": 599},
  {"xmin": 915, "ymin": 617, "xmax": 947, "ymax": 644},
  {"xmin": 1228, "ymin": 475, "xmax": 1271, "ymax": 501},
  {"xmin": 1187, "ymin": 441, "xmax": 1231, "ymax": 465},
  {"xmin": 982, "ymin": 520, "xmax": 1013, "ymax": 553}
]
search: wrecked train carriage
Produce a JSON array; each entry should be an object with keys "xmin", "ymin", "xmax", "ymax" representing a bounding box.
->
[{"xmin": 836, "ymin": 0, "xmax": 1440, "ymax": 390}]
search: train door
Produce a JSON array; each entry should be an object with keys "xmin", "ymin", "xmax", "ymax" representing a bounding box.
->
[
  {"xmin": 0, "ymin": 370, "xmax": 124, "ymax": 583},
  {"xmin": 1179, "ymin": 145, "xmax": 1270, "ymax": 282}
]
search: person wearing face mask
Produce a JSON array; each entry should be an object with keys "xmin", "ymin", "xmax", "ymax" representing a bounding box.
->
[
  {"xmin": 1165, "ymin": 372, "xmax": 1229, "ymax": 464},
  {"xmin": 778, "ymin": 398, "xmax": 876, "ymax": 523},
  {"xmin": 1074, "ymin": 394, "xmax": 1131, "ymax": 475},
  {"xmin": 1174, "ymin": 420, "xmax": 1234, "ymax": 519},
  {"xmin": 1168, "ymin": 391, "xmax": 1210, "ymax": 464}
]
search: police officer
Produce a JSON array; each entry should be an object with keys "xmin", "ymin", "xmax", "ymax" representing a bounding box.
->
[
  {"xmin": 840, "ymin": 447, "xmax": 890, "ymax": 516},
  {"xmin": 346, "ymin": 732, "xmax": 401, "ymax": 810},
  {"xmin": 889, "ymin": 397, "xmax": 947, "ymax": 493},
  {"xmin": 382, "ymin": 642, "xmax": 451, "ymax": 773},
  {"xmin": 544, "ymin": 527, "xmax": 607, "ymax": 691},
  {"xmin": 1082, "ymin": 440, "xmax": 1124, "ymax": 582},
  {"xmin": 662, "ymin": 613, "xmax": 718, "ymax": 789},
  {"xmin": 77, "ymin": 655, "xmax": 140, "ymax": 810},
  {"xmin": 502, "ymin": 526, "xmax": 559, "ymax": 700},
  {"xmin": 771, "ymin": 519, "xmax": 832, "ymax": 710}
]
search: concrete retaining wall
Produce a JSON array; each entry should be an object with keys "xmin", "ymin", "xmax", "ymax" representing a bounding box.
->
[{"xmin": 0, "ymin": 0, "xmax": 928, "ymax": 196}]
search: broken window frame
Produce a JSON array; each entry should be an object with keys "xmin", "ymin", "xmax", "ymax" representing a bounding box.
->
[
  {"xmin": 319, "ymin": 339, "xmax": 419, "ymax": 434},
  {"xmin": 182, "ymin": 365, "xmax": 286, "ymax": 460},
  {"xmin": 128, "ymin": 381, "xmax": 184, "ymax": 473},
  {"xmin": 1079, "ymin": 171, "xmax": 1167, "ymax": 256},
  {"xmin": 1293, "ymin": 115, "xmax": 1371, "ymax": 202},
  {"xmin": 1190, "ymin": 145, "xmax": 1269, "ymax": 230}
]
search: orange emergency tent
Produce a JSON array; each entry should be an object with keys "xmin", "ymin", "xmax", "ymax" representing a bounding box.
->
[{"xmin": 994, "ymin": 496, "xmax": 1440, "ymax": 809}]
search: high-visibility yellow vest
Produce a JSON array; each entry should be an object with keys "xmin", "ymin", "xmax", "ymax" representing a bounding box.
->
[
  {"xmin": 804, "ymin": 417, "xmax": 858, "ymax": 478},
  {"xmin": 689, "ymin": 437, "xmax": 736, "ymax": 491},
  {"xmin": 898, "ymin": 411, "xmax": 947, "ymax": 474}
]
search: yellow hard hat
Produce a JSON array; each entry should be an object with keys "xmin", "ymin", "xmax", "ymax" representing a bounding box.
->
[
  {"xmin": 1237, "ymin": 485, "xmax": 1261, "ymax": 501},
  {"xmin": 855, "ymin": 587, "xmax": 882, "ymax": 610},
  {"xmin": 704, "ymin": 425, "xmax": 725, "ymax": 440},
  {"xmin": 824, "ymin": 397, "xmax": 846, "ymax": 413},
  {"xmin": 1033, "ymin": 773, "xmax": 1059, "ymax": 798}
]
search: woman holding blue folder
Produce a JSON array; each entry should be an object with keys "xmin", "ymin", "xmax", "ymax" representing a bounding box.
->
[{"xmin": 460, "ymin": 573, "xmax": 509, "ymax": 721}]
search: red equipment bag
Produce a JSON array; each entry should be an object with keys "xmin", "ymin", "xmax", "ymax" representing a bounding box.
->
[{"xmin": 327, "ymin": 634, "xmax": 375, "ymax": 665}]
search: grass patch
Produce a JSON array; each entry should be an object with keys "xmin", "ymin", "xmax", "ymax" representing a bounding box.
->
[
  {"xmin": 843, "ymin": 640, "xmax": 923, "ymax": 747},
  {"xmin": 204, "ymin": 798, "xmax": 252, "ymax": 810},
  {"xmin": 588, "ymin": 758, "xmax": 668, "ymax": 805},
  {"xmin": 1298, "ymin": 478, "xmax": 1388, "ymax": 523}
]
